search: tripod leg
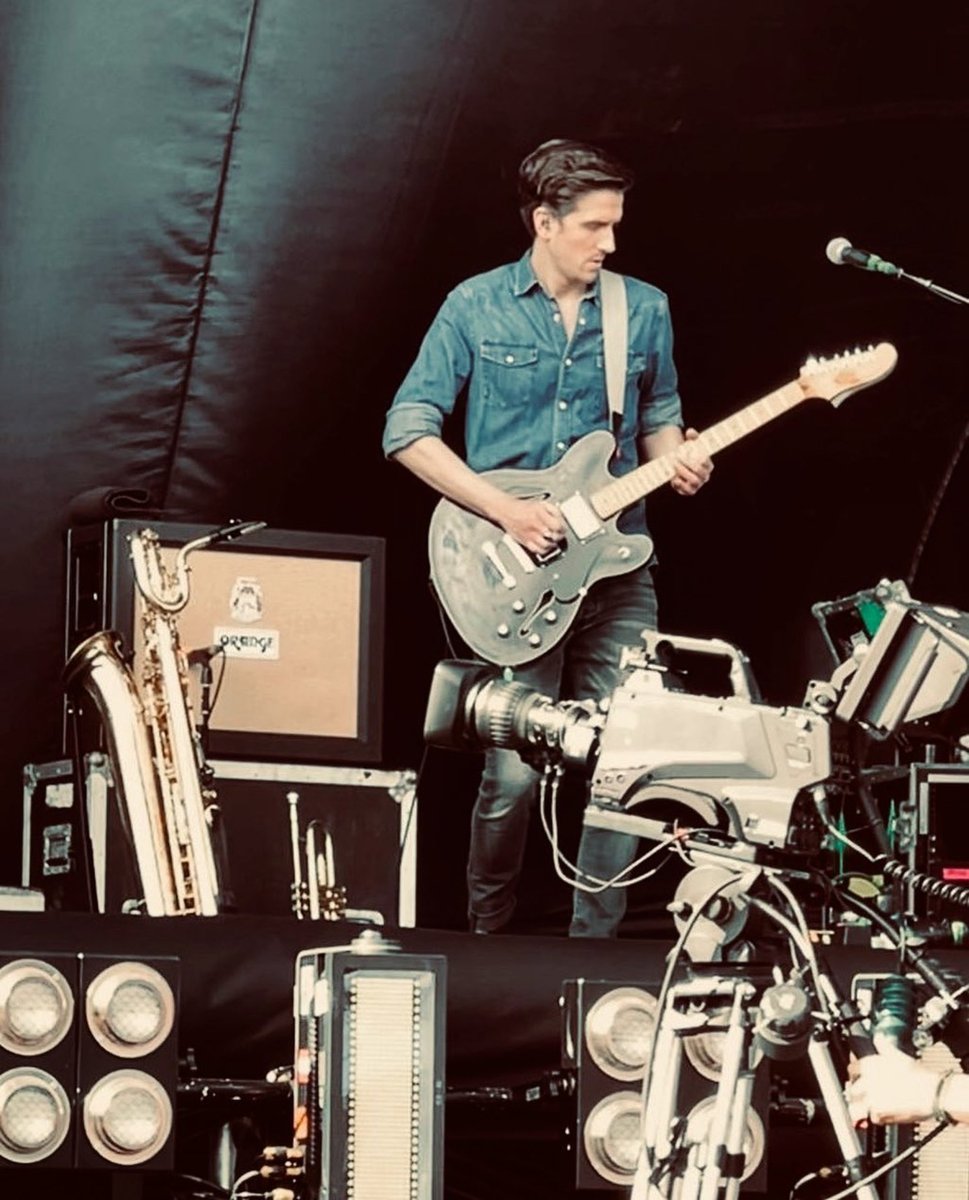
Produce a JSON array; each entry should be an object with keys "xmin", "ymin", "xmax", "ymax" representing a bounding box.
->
[
  {"xmin": 807, "ymin": 1037, "xmax": 882, "ymax": 1200},
  {"xmin": 697, "ymin": 984, "xmax": 753, "ymax": 1200},
  {"xmin": 721, "ymin": 1068, "xmax": 757, "ymax": 1200},
  {"xmin": 633, "ymin": 1030, "xmax": 685, "ymax": 1198}
]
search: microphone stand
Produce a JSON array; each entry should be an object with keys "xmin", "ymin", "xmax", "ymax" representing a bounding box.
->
[
  {"xmin": 198, "ymin": 656, "xmax": 214, "ymax": 758},
  {"xmin": 896, "ymin": 269, "xmax": 968, "ymax": 306}
]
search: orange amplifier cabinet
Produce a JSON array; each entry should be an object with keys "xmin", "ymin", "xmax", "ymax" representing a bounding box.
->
[{"xmin": 65, "ymin": 520, "xmax": 385, "ymax": 764}]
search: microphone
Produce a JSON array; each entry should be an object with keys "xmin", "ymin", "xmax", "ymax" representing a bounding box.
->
[
  {"xmin": 195, "ymin": 519, "xmax": 267, "ymax": 551},
  {"xmin": 186, "ymin": 644, "xmax": 224, "ymax": 667},
  {"xmin": 825, "ymin": 236, "xmax": 901, "ymax": 276}
]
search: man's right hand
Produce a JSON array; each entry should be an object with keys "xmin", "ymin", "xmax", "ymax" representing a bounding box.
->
[{"xmin": 496, "ymin": 495, "xmax": 565, "ymax": 556}]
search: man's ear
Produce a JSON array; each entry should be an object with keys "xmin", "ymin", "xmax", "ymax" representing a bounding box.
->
[{"xmin": 533, "ymin": 206, "xmax": 555, "ymax": 238}]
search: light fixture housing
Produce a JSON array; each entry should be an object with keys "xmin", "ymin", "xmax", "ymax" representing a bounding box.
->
[
  {"xmin": 0, "ymin": 1067, "xmax": 72, "ymax": 1164},
  {"xmin": 0, "ymin": 959, "xmax": 75, "ymax": 1057},
  {"xmin": 582, "ymin": 1089, "xmax": 644, "ymax": 1185},
  {"xmin": 294, "ymin": 933, "xmax": 446, "ymax": 1200},
  {"xmin": 84, "ymin": 961, "xmax": 175, "ymax": 1058},
  {"xmin": 584, "ymin": 986, "xmax": 658, "ymax": 1081},
  {"xmin": 82, "ymin": 1069, "xmax": 174, "ymax": 1166}
]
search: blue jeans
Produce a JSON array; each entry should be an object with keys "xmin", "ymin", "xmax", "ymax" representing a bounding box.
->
[{"xmin": 467, "ymin": 566, "xmax": 658, "ymax": 937}]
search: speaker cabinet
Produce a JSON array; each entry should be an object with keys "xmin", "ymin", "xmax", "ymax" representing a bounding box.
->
[{"xmin": 65, "ymin": 520, "xmax": 385, "ymax": 764}]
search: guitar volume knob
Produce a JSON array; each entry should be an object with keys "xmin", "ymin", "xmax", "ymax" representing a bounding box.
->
[
  {"xmin": 496, "ymin": 624, "xmax": 510, "ymax": 638},
  {"xmin": 544, "ymin": 610, "xmax": 558, "ymax": 624},
  {"xmin": 529, "ymin": 634, "xmax": 542, "ymax": 647}
]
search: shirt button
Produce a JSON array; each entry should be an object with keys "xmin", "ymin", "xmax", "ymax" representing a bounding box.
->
[
  {"xmin": 558, "ymin": 401, "xmax": 568, "ymax": 411},
  {"xmin": 552, "ymin": 312, "xmax": 561, "ymax": 323},
  {"xmin": 564, "ymin": 357, "xmax": 573, "ymax": 367},
  {"xmin": 505, "ymin": 354, "xmax": 515, "ymax": 364},
  {"xmin": 578, "ymin": 317, "xmax": 586, "ymax": 326},
  {"xmin": 556, "ymin": 440, "xmax": 566, "ymax": 451}
]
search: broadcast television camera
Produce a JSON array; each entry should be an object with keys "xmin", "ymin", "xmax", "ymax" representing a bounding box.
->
[{"xmin": 424, "ymin": 581, "xmax": 969, "ymax": 862}]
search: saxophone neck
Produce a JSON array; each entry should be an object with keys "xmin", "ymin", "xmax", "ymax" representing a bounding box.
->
[
  {"xmin": 130, "ymin": 528, "xmax": 190, "ymax": 614},
  {"xmin": 131, "ymin": 521, "xmax": 266, "ymax": 615}
]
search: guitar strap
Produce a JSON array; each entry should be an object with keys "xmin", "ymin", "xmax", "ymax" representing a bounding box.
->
[{"xmin": 599, "ymin": 267, "xmax": 628, "ymax": 455}]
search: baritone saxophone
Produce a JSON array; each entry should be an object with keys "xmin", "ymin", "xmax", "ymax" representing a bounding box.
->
[{"xmin": 63, "ymin": 520, "xmax": 265, "ymax": 915}]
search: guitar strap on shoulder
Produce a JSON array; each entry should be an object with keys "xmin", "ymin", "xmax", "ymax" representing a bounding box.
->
[{"xmin": 599, "ymin": 267, "xmax": 628, "ymax": 453}]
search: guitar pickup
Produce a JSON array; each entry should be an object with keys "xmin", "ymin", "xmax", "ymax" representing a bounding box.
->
[
  {"xmin": 500, "ymin": 534, "xmax": 536, "ymax": 573},
  {"xmin": 560, "ymin": 493, "xmax": 602, "ymax": 541},
  {"xmin": 482, "ymin": 541, "xmax": 518, "ymax": 588}
]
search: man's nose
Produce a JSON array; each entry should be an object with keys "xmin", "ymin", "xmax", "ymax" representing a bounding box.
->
[{"xmin": 598, "ymin": 228, "xmax": 616, "ymax": 255}]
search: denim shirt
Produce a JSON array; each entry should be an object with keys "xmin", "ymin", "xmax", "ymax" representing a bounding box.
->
[{"xmin": 382, "ymin": 251, "xmax": 683, "ymax": 534}]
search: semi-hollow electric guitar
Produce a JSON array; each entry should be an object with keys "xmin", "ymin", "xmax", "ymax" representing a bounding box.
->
[{"xmin": 428, "ymin": 343, "xmax": 898, "ymax": 666}]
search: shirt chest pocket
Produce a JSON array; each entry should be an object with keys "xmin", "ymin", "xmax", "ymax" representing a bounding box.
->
[{"xmin": 480, "ymin": 342, "xmax": 539, "ymax": 408}]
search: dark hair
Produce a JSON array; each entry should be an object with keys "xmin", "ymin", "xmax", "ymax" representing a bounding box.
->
[{"xmin": 518, "ymin": 139, "xmax": 634, "ymax": 235}]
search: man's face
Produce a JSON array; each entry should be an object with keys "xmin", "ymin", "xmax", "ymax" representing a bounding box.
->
[{"xmin": 537, "ymin": 188, "xmax": 624, "ymax": 288}]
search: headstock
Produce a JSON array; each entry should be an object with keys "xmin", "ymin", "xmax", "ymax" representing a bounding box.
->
[{"xmin": 799, "ymin": 342, "xmax": 898, "ymax": 406}]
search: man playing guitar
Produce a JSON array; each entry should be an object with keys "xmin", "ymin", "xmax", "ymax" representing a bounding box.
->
[{"xmin": 383, "ymin": 138, "xmax": 712, "ymax": 937}]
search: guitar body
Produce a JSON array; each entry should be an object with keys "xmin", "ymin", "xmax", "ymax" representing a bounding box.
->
[{"xmin": 428, "ymin": 430, "xmax": 653, "ymax": 666}]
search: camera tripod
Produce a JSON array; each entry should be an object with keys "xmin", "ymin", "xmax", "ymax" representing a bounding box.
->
[
  {"xmin": 585, "ymin": 810, "xmax": 882, "ymax": 1200},
  {"xmin": 631, "ymin": 962, "xmax": 877, "ymax": 1200}
]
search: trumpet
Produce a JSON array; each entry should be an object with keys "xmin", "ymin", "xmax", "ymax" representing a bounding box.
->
[{"xmin": 288, "ymin": 791, "xmax": 346, "ymax": 921}]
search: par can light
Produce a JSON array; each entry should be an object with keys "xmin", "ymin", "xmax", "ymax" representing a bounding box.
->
[
  {"xmin": 584, "ymin": 986, "xmax": 658, "ymax": 1081},
  {"xmin": 82, "ymin": 1069, "xmax": 173, "ymax": 1166},
  {"xmin": 85, "ymin": 962, "xmax": 175, "ymax": 1057},
  {"xmin": 0, "ymin": 1067, "xmax": 72, "ymax": 1163},
  {"xmin": 683, "ymin": 1096, "xmax": 766, "ymax": 1181},
  {"xmin": 582, "ymin": 1090, "xmax": 643, "ymax": 1185},
  {"xmin": 0, "ymin": 959, "xmax": 74, "ymax": 1056}
]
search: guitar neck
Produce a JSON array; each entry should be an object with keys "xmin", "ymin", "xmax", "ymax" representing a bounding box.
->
[{"xmin": 591, "ymin": 378, "xmax": 807, "ymax": 519}]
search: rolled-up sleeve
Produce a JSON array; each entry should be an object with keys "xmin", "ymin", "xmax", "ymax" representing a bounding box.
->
[
  {"xmin": 382, "ymin": 292, "xmax": 473, "ymax": 458},
  {"xmin": 637, "ymin": 292, "xmax": 683, "ymax": 435}
]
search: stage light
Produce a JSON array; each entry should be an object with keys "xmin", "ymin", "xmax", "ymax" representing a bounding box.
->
[
  {"xmin": 0, "ymin": 959, "xmax": 74, "ymax": 1056},
  {"xmin": 682, "ymin": 1011, "xmax": 728, "ymax": 1082},
  {"xmin": 683, "ymin": 1096, "xmax": 766, "ymax": 1182},
  {"xmin": 75, "ymin": 955, "xmax": 178, "ymax": 1171},
  {"xmin": 84, "ymin": 961, "xmax": 175, "ymax": 1057},
  {"xmin": 0, "ymin": 952, "xmax": 178, "ymax": 1171},
  {"xmin": 82, "ymin": 1069, "xmax": 173, "ymax": 1166},
  {"xmin": 293, "ymin": 931, "xmax": 446, "ymax": 1200},
  {"xmin": 562, "ymin": 978, "xmax": 769, "ymax": 1193},
  {"xmin": 585, "ymin": 986, "xmax": 658, "ymax": 1081},
  {"xmin": 582, "ymin": 1090, "xmax": 643, "ymax": 1185},
  {"xmin": 0, "ymin": 1067, "xmax": 72, "ymax": 1163}
]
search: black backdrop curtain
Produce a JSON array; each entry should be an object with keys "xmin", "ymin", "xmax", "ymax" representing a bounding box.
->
[{"xmin": 0, "ymin": 0, "xmax": 967, "ymax": 925}]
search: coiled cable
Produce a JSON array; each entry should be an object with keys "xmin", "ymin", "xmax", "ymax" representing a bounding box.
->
[{"xmin": 874, "ymin": 854, "xmax": 969, "ymax": 911}]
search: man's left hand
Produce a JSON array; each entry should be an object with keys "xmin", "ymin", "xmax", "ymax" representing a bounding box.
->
[{"xmin": 671, "ymin": 427, "xmax": 713, "ymax": 496}]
